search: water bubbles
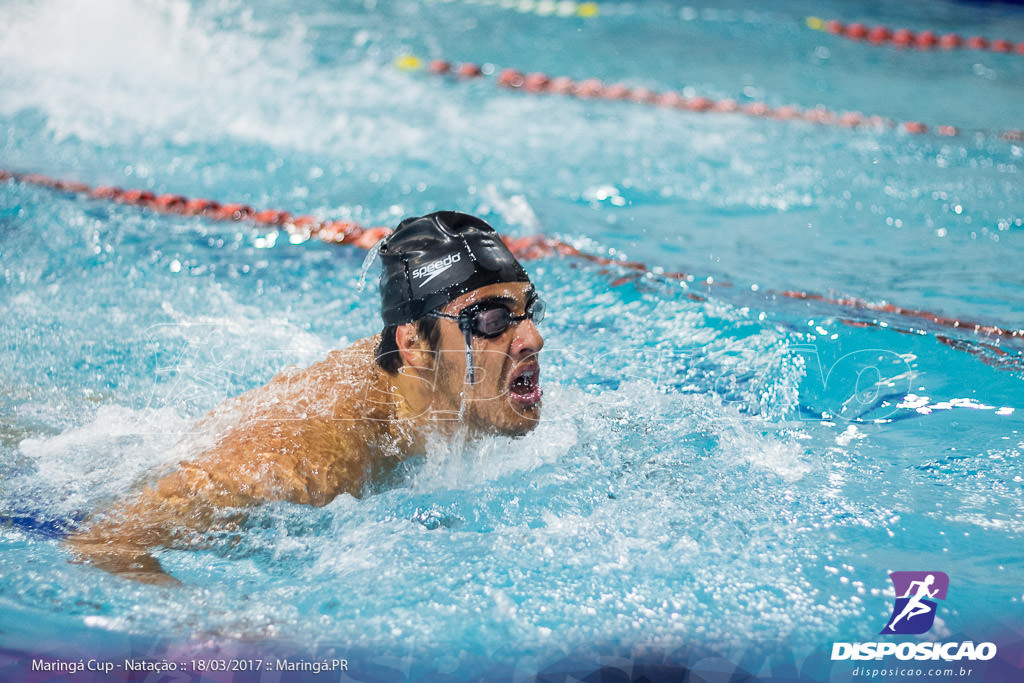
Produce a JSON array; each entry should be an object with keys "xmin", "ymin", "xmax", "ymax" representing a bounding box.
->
[{"xmin": 583, "ymin": 185, "xmax": 627, "ymax": 207}]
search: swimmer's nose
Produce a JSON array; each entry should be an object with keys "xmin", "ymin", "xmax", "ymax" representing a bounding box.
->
[{"xmin": 510, "ymin": 318, "xmax": 543, "ymax": 361}]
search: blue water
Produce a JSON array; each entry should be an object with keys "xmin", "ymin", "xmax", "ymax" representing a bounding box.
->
[{"xmin": 1, "ymin": 0, "xmax": 1022, "ymax": 679}]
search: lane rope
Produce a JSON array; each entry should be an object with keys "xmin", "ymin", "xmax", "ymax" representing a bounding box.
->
[
  {"xmin": 0, "ymin": 169, "xmax": 393, "ymax": 250},
  {"xmin": 396, "ymin": 55, "xmax": 1024, "ymax": 142},
  {"xmin": 2, "ymin": 169, "xmax": 1022, "ymax": 354},
  {"xmin": 806, "ymin": 16, "xmax": 1024, "ymax": 56}
]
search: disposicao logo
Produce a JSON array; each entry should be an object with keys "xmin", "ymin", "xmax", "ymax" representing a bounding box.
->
[
  {"xmin": 881, "ymin": 571, "xmax": 948, "ymax": 635},
  {"xmin": 831, "ymin": 571, "xmax": 997, "ymax": 663}
]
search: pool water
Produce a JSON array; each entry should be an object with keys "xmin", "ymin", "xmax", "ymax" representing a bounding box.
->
[{"xmin": 1, "ymin": 0, "xmax": 1022, "ymax": 680}]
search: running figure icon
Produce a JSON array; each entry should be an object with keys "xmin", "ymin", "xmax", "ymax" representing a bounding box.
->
[
  {"xmin": 881, "ymin": 571, "xmax": 949, "ymax": 635},
  {"xmin": 885, "ymin": 574, "xmax": 938, "ymax": 632}
]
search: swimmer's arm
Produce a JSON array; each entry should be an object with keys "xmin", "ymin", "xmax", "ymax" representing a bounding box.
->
[
  {"xmin": 64, "ymin": 465, "xmax": 234, "ymax": 586},
  {"xmin": 62, "ymin": 539, "xmax": 180, "ymax": 586},
  {"xmin": 66, "ymin": 349, "xmax": 377, "ymax": 586},
  {"xmin": 65, "ymin": 433, "xmax": 364, "ymax": 584}
]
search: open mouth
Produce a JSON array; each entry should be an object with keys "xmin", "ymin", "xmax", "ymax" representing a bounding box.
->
[{"xmin": 508, "ymin": 364, "xmax": 542, "ymax": 408}]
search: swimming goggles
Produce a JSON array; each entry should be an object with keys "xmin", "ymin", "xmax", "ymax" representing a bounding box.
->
[{"xmin": 428, "ymin": 296, "xmax": 546, "ymax": 338}]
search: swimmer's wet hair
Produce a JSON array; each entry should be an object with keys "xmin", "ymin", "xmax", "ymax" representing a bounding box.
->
[{"xmin": 375, "ymin": 316, "xmax": 442, "ymax": 374}]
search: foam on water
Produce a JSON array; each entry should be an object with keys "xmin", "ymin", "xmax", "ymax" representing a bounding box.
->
[
  {"xmin": 0, "ymin": 0, "xmax": 373, "ymax": 151},
  {"xmin": 13, "ymin": 406, "xmax": 187, "ymax": 515}
]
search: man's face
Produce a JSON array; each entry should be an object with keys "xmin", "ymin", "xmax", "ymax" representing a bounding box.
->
[{"xmin": 428, "ymin": 282, "xmax": 545, "ymax": 436}]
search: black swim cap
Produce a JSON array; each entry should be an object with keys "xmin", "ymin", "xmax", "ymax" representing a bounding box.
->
[{"xmin": 379, "ymin": 211, "xmax": 530, "ymax": 325}]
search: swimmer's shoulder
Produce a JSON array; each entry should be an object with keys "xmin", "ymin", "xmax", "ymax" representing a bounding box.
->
[
  {"xmin": 311, "ymin": 334, "xmax": 382, "ymax": 385},
  {"xmin": 262, "ymin": 335, "xmax": 379, "ymax": 386},
  {"xmin": 197, "ymin": 335, "xmax": 385, "ymax": 433},
  {"xmin": 325, "ymin": 334, "xmax": 381, "ymax": 365},
  {"xmin": 292, "ymin": 335, "xmax": 394, "ymax": 420}
]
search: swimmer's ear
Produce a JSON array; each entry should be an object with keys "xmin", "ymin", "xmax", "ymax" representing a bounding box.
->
[{"xmin": 395, "ymin": 322, "xmax": 434, "ymax": 373}]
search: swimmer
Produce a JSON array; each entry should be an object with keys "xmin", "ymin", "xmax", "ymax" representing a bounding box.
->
[
  {"xmin": 65, "ymin": 212, "xmax": 545, "ymax": 584},
  {"xmin": 885, "ymin": 574, "xmax": 938, "ymax": 632}
]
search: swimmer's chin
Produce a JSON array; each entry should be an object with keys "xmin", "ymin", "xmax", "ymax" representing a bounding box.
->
[
  {"xmin": 497, "ymin": 404, "xmax": 542, "ymax": 437},
  {"xmin": 504, "ymin": 421, "xmax": 540, "ymax": 438}
]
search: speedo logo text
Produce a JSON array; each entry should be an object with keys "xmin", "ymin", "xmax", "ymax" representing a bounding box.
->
[{"xmin": 412, "ymin": 253, "xmax": 461, "ymax": 286}]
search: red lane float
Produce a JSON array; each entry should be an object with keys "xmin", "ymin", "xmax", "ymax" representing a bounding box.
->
[
  {"xmin": 807, "ymin": 16, "xmax": 1023, "ymax": 56},
  {"xmin": 403, "ymin": 56, "xmax": 1021, "ymax": 142},
  {"xmin": 3, "ymin": 168, "xmax": 1022, "ymax": 347},
  {"xmin": 3, "ymin": 169, "xmax": 390, "ymax": 249}
]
